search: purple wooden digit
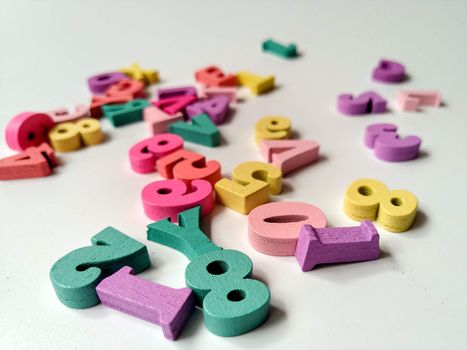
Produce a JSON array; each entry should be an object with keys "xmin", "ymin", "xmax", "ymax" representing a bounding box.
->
[
  {"xmin": 364, "ymin": 123, "xmax": 421, "ymax": 162},
  {"xmin": 372, "ymin": 59, "xmax": 406, "ymax": 83},
  {"xmin": 337, "ymin": 91, "xmax": 387, "ymax": 116},
  {"xmin": 96, "ymin": 266, "xmax": 195, "ymax": 340},
  {"xmin": 186, "ymin": 95, "xmax": 230, "ymax": 124},
  {"xmin": 88, "ymin": 72, "xmax": 127, "ymax": 94},
  {"xmin": 157, "ymin": 86, "xmax": 197, "ymax": 100},
  {"xmin": 295, "ymin": 221, "xmax": 380, "ymax": 271}
]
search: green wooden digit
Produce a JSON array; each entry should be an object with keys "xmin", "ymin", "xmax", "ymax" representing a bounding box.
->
[
  {"xmin": 169, "ymin": 113, "xmax": 220, "ymax": 147},
  {"xmin": 50, "ymin": 226, "xmax": 150, "ymax": 309},
  {"xmin": 147, "ymin": 206, "xmax": 270, "ymax": 337},
  {"xmin": 102, "ymin": 99, "xmax": 149, "ymax": 127}
]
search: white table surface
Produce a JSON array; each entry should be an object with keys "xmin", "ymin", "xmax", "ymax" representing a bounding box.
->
[{"xmin": 1, "ymin": 1, "xmax": 467, "ymax": 349}]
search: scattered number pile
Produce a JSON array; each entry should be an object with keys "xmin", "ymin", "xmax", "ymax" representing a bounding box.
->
[{"xmin": 1, "ymin": 38, "xmax": 441, "ymax": 340}]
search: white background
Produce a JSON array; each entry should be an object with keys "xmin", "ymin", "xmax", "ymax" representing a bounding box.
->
[{"xmin": 1, "ymin": 1, "xmax": 467, "ymax": 349}]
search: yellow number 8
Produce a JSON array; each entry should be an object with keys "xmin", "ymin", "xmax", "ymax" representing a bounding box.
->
[{"xmin": 344, "ymin": 178, "xmax": 418, "ymax": 232}]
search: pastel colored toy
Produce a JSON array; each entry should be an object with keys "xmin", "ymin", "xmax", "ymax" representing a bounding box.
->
[
  {"xmin": 337, "ymin": 91, "xmax": 387, "ymax": 115},
  {"xmin": 215, "ymin": 161, "xmax": 282, "ymax": 214},
  {"xmin": 152, "ymin": 95, "xmax": 197, "ymax": 115},
  {"xmin": 396, "ymin": 90, "xmax": 441, "ymax": 112},
  {"xmin": 90, "ymin": 95, "xmax": 132, "ymax": 118},
  {"xmin": 295, "ymin": 221, "xmax": 380, "ymax": 271},
  {"xmin": 48, "ymin": 122, "xmax": 82, "ymax": 152},
  {"xmin": 200, "ymin": 86, "xmax": 237, "ymax": 103},
  {"xmin": 147, "ymin": 206, "xmax": 270, "ymax": 337},
  {"xmin": 372, "ymin": 59, "xmax": 406, "ymax": 83},
  {"xmin": 260, "ymin": 139, "xmax": 319, "ymax": 175},
  {"xmin": 119, "ymin": 63, "xmax": 159, "ymax": 85},
  {"xmin": 343, "ymin": 178, "xmax": 418, "ymax": 232},
  {"xmin": 129, "ymin": 133, "xmax": 184, "ymax": 173},
  {"xmin": 186, "ymin": 96, "xmax": 230, "ymax": 125},
  {"xmin": 96, "ymin": 266, "xmax": 195, "ymax": 340},
  {"xmin": 156, "ymin": 149, "xmax": 221, "ymax": 187},
  {"xmin": 195, "ymin": 65, "xmax": 237, "ymax": 87},
  {"xmin": 50, "ymin": 227, "xmax": 150, "ymax": 309},
  {"xmin": 141, "ymin": 179, "xmax": 214, "ymax": 222},
  {"xmin": 262, "ymin": 39, "xmax": 298, "ymax": 58},
  {"xmin": 255, "ymin": 116, "xmax": 291, "ymax": 144},
  {"xmin": 49, "ymin": 118, "xmax": 104, "ymax": 152},
  {"xmin": 144, "ymin": 106, "xmax": 184, "ymax": 135},
  {"xmin": 365, "ymin": 123, "xmax": 421, "ymax": 162},
  {"xmin": 169, "ymin": 114, "xmax": 220, "ymax": 147},
  {"xmin": 248, "ymin": 201, "xmax": 327, "ymax": 256},
  {"xmin": 5, "ymin": 112, "xmax": 55, "ymax": 151},
  {"xmin": 105, "ymin": 79, "xmax": 145, "ymax": 99},
  {"xmin": 48, "ymin": 105, "xmax": 90, "ymax": 123},
  {"xmin": 87, "ymin": 72, "xmax": 127, "ymax": 94},
  {"xmin": 236, "ymin": 71, "xmax": 275, "ymax": 95},
  {"xmin": 0, "ymin": 143, "xmax": 57, "ymax": 180},
  {"xmin": 158, "ymin": 86, "xmax": 197, "ymax": 100},
  {"xmin": 103, "ymin": 99, "xmax": 150, "ymax": 127}
]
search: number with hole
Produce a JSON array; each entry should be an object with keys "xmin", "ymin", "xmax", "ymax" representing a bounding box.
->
[
  {"xmin": 343, "ymin": 178, "xmax": 418, "ymax": 232},
  {"xmin": 49, "ymin": 118, "xmax": 104, "ymax": 152},
  {"xmin": 147, "ymin": 206, "xmax": 270, "ymax": 337}
]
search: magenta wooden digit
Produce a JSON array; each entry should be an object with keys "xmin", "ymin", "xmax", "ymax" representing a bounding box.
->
[
  {"xmin": 5, "ymin": 112, "xmax": 55, "ymax": 151},
  {"xmin": 87, "ymin": 72, "xmax": 127, "ymax": 94},
  {"xmin": 295, "ymin": 221, "xmax": 380, "ymax": 271},
  {"xmin": 337, "ymin": 91, "xmax": 387, "ymax": 115},
  {"xmin": 129, "ymin": 134, "xmax": 184, "ymax": 174},
  {"xmin": 141, "ymin": 179, "xmax": 214, "ymax": 222},
  {"xmin": 364, "ymin": 123, "xmax": 421, "ymax": 162},
  {"xmin": 96, "ymin": 266, "xmax": 195, "ymax": 340},
  {"xmin": 157, "ymin": 86, "xmax": 197, "ymax": 100},
  {"xmin": 372, "ymin": 59, "xmax": 406, "ymax": 83},
  {"xmin": 248, "ymin": 201, "xmax": 327, "ymax": 256}
]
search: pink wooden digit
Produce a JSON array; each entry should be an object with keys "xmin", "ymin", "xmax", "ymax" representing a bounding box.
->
[
  {"xmin": 248, "ymin": 201, "xmax": 327, "ymax": 256},
  {"xmin": 129, "ymin": 134, "xmax": 184, "ymax": 174},
  {"xmin": 143, "ymin": 106, "xmax": 183, "ymax": 135},
  {"xmin": 396, "ymin": 90, "xmax": 441, "ymax": 111},
  {"xmin": 260, "ymin": 140, "xmax": 320, "ymax": 175},
  {"xmin": 199, "ymin": 86, "xmax": 237, "ymax": 102},
  {"xmin": 96, "ymin": 266, "xmax": 195, "ymax": 340},
  {"xmin": 48, "ymin": 105, "xmax": 90, "ymax": 123},
  {"xmin": 141, "ymin": 179, "xmax": 214, "ymax": 222},
  {"xmin": 5, "ymin": 112, "xmax": 55, "ymax": 151}
]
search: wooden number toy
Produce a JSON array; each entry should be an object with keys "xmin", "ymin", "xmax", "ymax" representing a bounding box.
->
[
  {"xmin": 260, "ymin": 139, "xmax": 319, "ymax": 175},
  {"xmin": 48, "ymin": 105, "xmax": 90, "ymax": 123},
  {"xmin": 119, "ymin": 63, "xmax": 159, "ymax": 85},
  {"xmin": 248, "ymin": 201, "xmax": 327, "ymax": 256},
  {"xmin": 237, "ymin": 71, "xmax": 275, "ymax": 95},
  {"xmin": 365, "ymin": 123, "xmax": 421, "ymax": 162},
  {"xmin": 103, "ymin": 99, "xmax": 150, "ymax": 127},
  {"xmin": 96, "ymin": 266, "xmax": 195, "ymax": 340},
  {"xmin": 186, "ymin": 96, "xmax": 230, "ymax": 125},
  {"xmin": 89, "ymin": 95, "xmax": 132, "ymax": 118},
  {"xmin": 200, "ymin": 86, "xmax": 237, "ymax": 103},
  {"xmin": 152, "ymin": 95, "xmax": 197, "ymax": 115},
  {"xmin": 396, "ymin": 90, "xmax": 441, "ymax": 112},
  {"xmin": 129, "ymin": 133, "xmax": 184, "ymax": 174},
  {"xmin": 169, "ymin": 114, "xmax": 220, "ymax": 147},
  {"xmin": 215, "ymin": 161, "xmax": 282, "ymax": 214},
  {"xmin": 343, "ymin": 178, "xmax": 418, "ymax": 232},
  {"xmin": 156, "ymin": 149, "xmax": 221, "ymax": 186},
  {"xmin": 5, "ymin": 112, "xmax": 55, "ymax": 151},
  {"xmin": 141, "ymin": 179, "xmax": 214, "ymax": 222},
  {"xmin": 0, "ymin": 143, "xmax": 57, "ymax": 180},
  {"xmin": 372, "ymin": 59, "xmax": 406, "ymax": 83},
  {"xmin": 49, "ymin": 118, "xmax": 104, "ymax": 152},
  {"xmin": 87, "ymin": 72, "xmax": 127, "ymax": 94},
  {"xmin": 295, "ymin": 221, "xmax": 380, "ymax": 271},
  {"xmin": 105, "ymin": 79, "xmax": 146, "ymax": 99},
  {"xmin": 147, "ymin": 206, "xmax": 270, "ymax": 337},
  {"xmin": 49, "ymin": 226, "xmax": 150, "ymax": 309},
  {"xmin": 337, "ymin": 91, "xmax": 387, "ymax": 115},
  {"xmin": 157, "ymin": 86, "xmax": 197, "ymax": 100},
  {"xmin": 262, "ymin": 39, "xmax": 298, "ymax": 58},
  {"xmin": 144, "ymin": 106, "xmax": 184, "ymax": 135},
  {"xmin": 195, "ymin": 65, "xmax": 237, "ymax": 87},
  {"xmin": 255, "ymin": 116, "xmax": 291, "ymax": 144}
]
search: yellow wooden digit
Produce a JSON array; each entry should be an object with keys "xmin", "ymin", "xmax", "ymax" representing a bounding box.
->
[
  {"xmin": 236, "ymin": 71, "xmax": 275, "ymax": 95},
  {"xmin": 49, "ymin": 122, "xmax": 81, "ymax": 152},
  {"xmin": 255, "ymin": 116, "xmax": 291, "ymax": 144},
  {"xmin": 76, "ymin": 118, "xmax": 104, "ymax": 146},
  {"xmin": 215, "ymin": 161, "xmax": 282, "ymax": 214}
]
